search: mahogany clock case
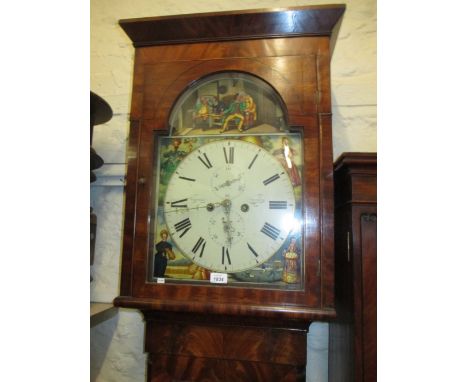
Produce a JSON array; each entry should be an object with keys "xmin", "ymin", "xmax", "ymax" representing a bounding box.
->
[
  {"xmin": 111, "ymin": 6, "xmax": 346, "ymax": 382},
  {"xmin": 114, "ymin": 4, "xmax": 345, "ymax": 322}
]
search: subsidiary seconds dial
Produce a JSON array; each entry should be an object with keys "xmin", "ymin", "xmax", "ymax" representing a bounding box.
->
[{"xmin": 163, "ymin": 139, "xmax": 296, "ymax": 273}]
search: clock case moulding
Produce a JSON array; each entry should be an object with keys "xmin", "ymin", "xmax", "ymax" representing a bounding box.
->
[{"xmin": 114, "ymin": 5, "xmax": 345, "ymax": 324}]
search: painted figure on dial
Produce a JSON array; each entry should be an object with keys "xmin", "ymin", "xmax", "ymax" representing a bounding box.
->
[
  {"xmin": 275, "ymin": 137, "xmax": 301, "ymax": 187},
  {"xmin": 221, "ymin": 92, "xmax": 256, "ymax": 132},
  {"xmin": 153, "ymin": 229, "xmax": 176, "ymax": 278},
  {"xmin": 282, "ymin": 236, "xmax": 300, "ymax": 283},
  {"xmin": 242, "ymin": 93, "xmax": 257, "ymax": 128}
]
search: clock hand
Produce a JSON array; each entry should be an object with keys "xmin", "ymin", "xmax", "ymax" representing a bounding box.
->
[
  {"xmin": 247, "ymin": 196, "xmax": 265, "ymax": 207},
  {"xmin": 221, "ymin": 199, "xmax": 234, "ymax": 247},
  {"xmin": 217, "ymin": 176, "xmax": 242, "ymax": 189},
  {"xmin": 164, "ymin": 201, "xmax": 224, "ymax": 214},
  {"xmin": 222, "ymin": 216, "xmax": 233, "ymax": 247}
]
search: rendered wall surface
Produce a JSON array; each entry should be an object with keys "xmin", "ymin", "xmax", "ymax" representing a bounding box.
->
[{"xmin": 90, "ymin": 1, "xmax": 376, "ymax": 381}]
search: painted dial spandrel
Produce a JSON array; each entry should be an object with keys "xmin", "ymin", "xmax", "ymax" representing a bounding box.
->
[{"xmin": 163, "ymin": 139, "xmax": 296, "ymax": 273}]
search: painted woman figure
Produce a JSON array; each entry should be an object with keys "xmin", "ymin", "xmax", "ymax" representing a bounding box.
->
[
  {"xmin": 282, "ymin": 236, "xmax": 300, "ymax": 283},
  {"xmin": 275, "ymin": 137, "xmax": 301, "ymax": 187},
  {"xmin": 153, "ymin": 229, "xmax": 175, "ymax": 278}
]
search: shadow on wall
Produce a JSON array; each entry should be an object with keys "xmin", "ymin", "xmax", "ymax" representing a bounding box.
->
[{"xmin": 91, "ymin": 313, "xmax": 119, "ymax": 382}]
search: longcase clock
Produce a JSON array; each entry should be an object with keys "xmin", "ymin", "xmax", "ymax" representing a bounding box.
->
[{"xmin": 115, "ymin": 5, "xmax": 345, "ymax": 381}]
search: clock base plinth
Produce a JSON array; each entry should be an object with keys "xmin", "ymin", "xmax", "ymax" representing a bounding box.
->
[{"xmin": 143, "ymin": 311, "xmax": 309, "ymax": 382}]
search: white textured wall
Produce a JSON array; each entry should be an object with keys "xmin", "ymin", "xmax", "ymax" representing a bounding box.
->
[{"xmin": 90, "ymin": 1, "xmax": 376, "ymax": 381}]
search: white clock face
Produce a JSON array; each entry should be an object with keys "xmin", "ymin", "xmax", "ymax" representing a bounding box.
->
[{"xmin": 163, "ymin": 139, "xmax": 296, "ymax": 273}]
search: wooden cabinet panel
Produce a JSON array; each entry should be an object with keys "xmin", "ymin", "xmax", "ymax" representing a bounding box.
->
[
  {"xmin": 360, "ymin": 214, "xmax": 377, "ymax": 382},
  {"xmin": 148, "ymin": 355, "xmax": 224, "ymax": 382},
  {"xmin": 224, "ymin": 360, "xmax": 303, "ymax": 382},
  {"xmin": 145, "ymin": 311, "xmax": 308, "ymax": 382},
  {"xmin": 329, "ymin": 153, "xmax": 377, "ymax": 382},
  {"xmin": 148, "ymin": 355, "xmax": 304, "ymax": 382}
]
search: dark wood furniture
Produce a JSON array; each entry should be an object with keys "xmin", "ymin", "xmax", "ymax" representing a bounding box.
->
[
  {"xmin": 90, "ymin": 92, "xmax": 112, "ymax": 281},
  {"xmin": 90, "ymin": 91, "xmax": 112, "ymax": 183},
  {"xmin": 329, "ymin": 153, "xmax": 377, "ymax": 382},
  {"xmin": 114, "ymin": 6, "xmax": 345, "ymax": 381}
]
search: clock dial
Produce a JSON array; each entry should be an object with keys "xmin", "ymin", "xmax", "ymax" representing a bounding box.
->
[{"xmin": 163, "ymin": 139, "xmax": 296, "ymax": 273}]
